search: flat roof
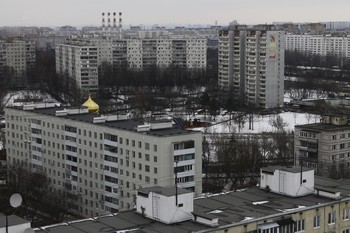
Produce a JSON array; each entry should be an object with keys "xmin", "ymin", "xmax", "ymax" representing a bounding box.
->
[
  {"xmin": 261, "ymin": 165, "xmax": 314, "ymax": 174},
  {"xmin": 34, "ymin": 177, "xmax": 350, "ymax": 233},
  {"xmin": 295, "ymin": 123, "xmax": 350, "ymax": 132},
  {"xmin": 138, "ymin": 186, "xmax": 192, "ymax": 197},
  {"xmin": 7, "ymin": 106, "xmax": 199, "ymax": 137}
]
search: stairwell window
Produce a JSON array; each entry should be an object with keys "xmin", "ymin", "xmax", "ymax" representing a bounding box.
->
[
  {"xmin": 295, "ymin": 219, "xmax": 305, "ymax": 232},
  {"xmin": 313, "ymin": 215, "xmax": 320, "ymax": 228},
  {"xmin": 328, "ymin": 211, "xmax": 336, "ymax": 225},
  {"xmin": 343, "ymin": 208, "xmax": 350, "ymax": 221}
]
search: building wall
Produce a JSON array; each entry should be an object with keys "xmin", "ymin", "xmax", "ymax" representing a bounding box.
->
[
  {"xmin": 294, "ymin": 125, "xmax": 350, "ymax": 178},
  {"xmin": 5, "ymin": 107, "xmax": 202, "ymax": 217},
  {"xmin": 55, "ymin": 42, "xmax": 98, "ymax": 97},
  {"xmin": 0, "ymin": 40, "xmax": 35, "ymax": 86},
  {"xmin": 285, "ymin": 34, "xmax": 350, "ymax": 58},
  {"xmin": 218, "ymin": 28, "xmax": 284, "ymax": 109}
]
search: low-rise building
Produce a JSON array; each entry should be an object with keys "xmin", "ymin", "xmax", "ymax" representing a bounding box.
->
[{"xmin": 33, "ymin": 166, "xmax": 350, "ymax": 233}]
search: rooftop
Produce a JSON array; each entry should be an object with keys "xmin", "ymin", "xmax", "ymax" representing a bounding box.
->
[
  {"xmin": 8, "ymin": 106, "xmax": 198, "ymax": 137},
  {"xmin": 138, "ymin": 186, "xmax": 192, "ymax": 197},
  {"xmin": 295, "ymin": 123, "xmax": 350, "ymax": 132},
  {"xmin": 34, "ymin": 176, "xmax": 350, "ymax": 233},
  {"xmin": 261, "ymin": 165, "xmax": 314, "ymax": 174}
]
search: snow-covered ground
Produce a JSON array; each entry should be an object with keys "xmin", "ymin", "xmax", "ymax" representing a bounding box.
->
[
  {"xmin": 192, "ymin": 111, "xmax": 320, "ymax": 134},
  {"xmin": 2, "ymin": 90, "xmax": 57, "ymax": 107}
]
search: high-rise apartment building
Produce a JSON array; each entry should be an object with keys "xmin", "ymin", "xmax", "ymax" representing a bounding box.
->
[
  {"xmin": 109, "ymin": 38, "xmax": 207, "ymax": 69},
  {"xmin": 5, "ymin": 103, "xmax": 202, "ymax": 217},
  {"xmin": 218, "ymin": 26, "xmax": 285, "ymax": 109},
  {"xmin": 56, "ymin": 37, "xmax": 206, "ymax": 97},
  {"xmin": 55, "ymin": 38, "xmax": 99, "ymax": 97},
  {"xmin": 0, "ymin": 40, "xmax": 35, "ymax": 87}
]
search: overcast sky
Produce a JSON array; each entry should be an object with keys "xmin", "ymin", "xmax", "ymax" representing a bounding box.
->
[{"xmin": 1, "ymin": 0, "xmax": 349, "ymax": 27}]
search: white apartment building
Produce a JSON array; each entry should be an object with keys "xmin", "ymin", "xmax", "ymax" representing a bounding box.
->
[
  {"xmin": 0, "ymin": 40, "xmax": 35, "ymax": 86},
  {"xmin": 113, "ymin": 38, "xmax": 207, "ymax": 69},
  {"xmin": 55, "ymin": 39, "xmax": 99, "ymax": 97},
  {"xmin": 56, "ymin": 37, "xmax": 206, "ymax": 96},
  {"xmin": 218, "ymin": 27, "xmax": 285, "ymax": 109},
  {"xmin": 285, "ymin": 34, "xmax": 350, "ymax": 57},
  {"xmin": 5, "ymin": 103, "xmax": 202, "ymax": 217}
]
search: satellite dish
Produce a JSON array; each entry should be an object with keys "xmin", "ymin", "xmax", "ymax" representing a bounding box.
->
[
  {"xmin": 9, "ymin": 193, "xmax": 22, "ymax": 208},
  {"xmin": 24, "ymin": 229, "xmax": 35, "ymax": 233}
]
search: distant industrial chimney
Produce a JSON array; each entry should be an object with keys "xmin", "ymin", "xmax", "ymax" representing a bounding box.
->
[
  {"xmin": 101, "ymin": 12, "xmax": 105, "ymax": 29},
  {"xmin": 119, "ymin": 12, "xmax": 123, "ymax": 39}
]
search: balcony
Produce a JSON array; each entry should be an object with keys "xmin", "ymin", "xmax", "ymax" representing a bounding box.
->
[
  {"xmin": 64, "ymin": 131, "xmax": 77, "ymax": 138},
  {"xmin": 104, "ymin": 170, "xmax": 119, "ymax": 179},
  {"xmin": 103, "ymin": 160, "xmax": 118, "ymax": 169},
  {"xmin": 65, "ymin": 150, "xmax": 77, "ymax": 157},
  {"xmin": 66, "ymin": 159, "xmax": 77, "ymax": 167},
  {"xmin": 175, "ymin": 159, "xmax": 195, "ymax": 167},
  {"xmin": 104, "ymin": 200, "xmax": 119, "ymax": 210},
  {"xmin": 174, "ymin": 148, "xmax": 195, "ymax": 156},
  {"xmin": 31, "ymin": 158, "xmax": 43, "ymax": 167},
  {"xmin": 178, "ymin": 181, "xmax": 195, "ymax": 189},
  {"xmin": 177, "ymin": 170, "xmax": 195, "ymax": 178},
  {"xmin": 65, "ymin": 140, "xmax": 77, "ymax": 148}
]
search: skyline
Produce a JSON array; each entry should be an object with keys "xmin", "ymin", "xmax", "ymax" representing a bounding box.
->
[{"xmin": 1, "ymin": 0, "xmax": 350, "ymax": 28}]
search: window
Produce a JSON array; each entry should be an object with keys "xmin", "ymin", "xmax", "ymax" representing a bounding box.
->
[
  {"xmin": 344, "ymin": 208, "xmax": 350, "ymax": 221},
  {"xmin": 313, "ymin": 215, "xmax": 320, "ymax": 228},
  {"xmin": 154, "ymin": 145, "xmax": 157, "ymax": 152},
  {"xmin": 295, "ymin": 219, "xmax": 305, "ymax": 232},
  {"xmin": 145, "ymin": 143, "xmax": 150, "ymax": 150},
  {"xmin": 343, "ymin": 229, "xmax": 350, "ymax": 233},
  {"xmin": 328, "ymin": 211, "xmax": 336, "ymax": 224},
  {"xmin": 145, "ymin": 154, "xmax": 150, "ymax": 161}
]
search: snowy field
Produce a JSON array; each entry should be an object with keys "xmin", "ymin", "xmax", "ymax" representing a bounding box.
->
[{"xmin": 192, "ymin": 111, "xmax": 320, "ymax": 134}]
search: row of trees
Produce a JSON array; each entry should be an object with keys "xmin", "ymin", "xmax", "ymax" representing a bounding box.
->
[
  {"xmin": 2, "ymin": 165, "xmax": 77, "ymax": 226},
  {"xmin": 202, "ymin": 116, "xmax": 294, "ymax": 193},
  {"xmin": 285, "ymin": 50, "xmax": 350, "ymax": 70}
]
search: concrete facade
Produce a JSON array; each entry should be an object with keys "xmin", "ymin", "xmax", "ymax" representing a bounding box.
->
[
  {"xmin": 218, "ymin": 27, "xmax": 284, "ymax": 109},
  {"xmin": 5, "ymin": 104, "xmax": 202, "ymax": 217},
  {"xmin": 0, "ymin": 40, "xmax": 35, "ymax": 86},
  {"xmin": 294, "ymin": 115, "xmax": 350, "ymax": 179},
  {"xmin": 285, "ymin": 34, "xmax": 350, "ymax": 57},
  {"xmin": 55, "ymin": 38, "xmax": 99, "ymax": 97}
]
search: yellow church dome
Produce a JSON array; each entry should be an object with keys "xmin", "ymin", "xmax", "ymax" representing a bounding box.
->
[{"xmin": 82, "ymin": 95, "xmax": 99, "ymax": 113}]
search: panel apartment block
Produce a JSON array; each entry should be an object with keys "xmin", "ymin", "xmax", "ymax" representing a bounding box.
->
[
  {"xmin": 0, "ymin": 40, "xmax": 35, "ymax": 86},
  {"xmin": 218, "ymin": 27, "xmax": 284, "ymax": 109},
  {"xmin": 294, "ymin": 115, "xmax": 350, "ymax": 179},
  {"xmin": 5, "ymin": 104, "xmax": 202, "ymax": 217},
  {"xmin": 285, "ymin": 34, "xmax": 350, "ymax": 57}
]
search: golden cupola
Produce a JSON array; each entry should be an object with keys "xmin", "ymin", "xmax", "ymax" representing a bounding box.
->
[{"xmin": 82, "ymin": 95, "xmax": 99, "ymax": 113}]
